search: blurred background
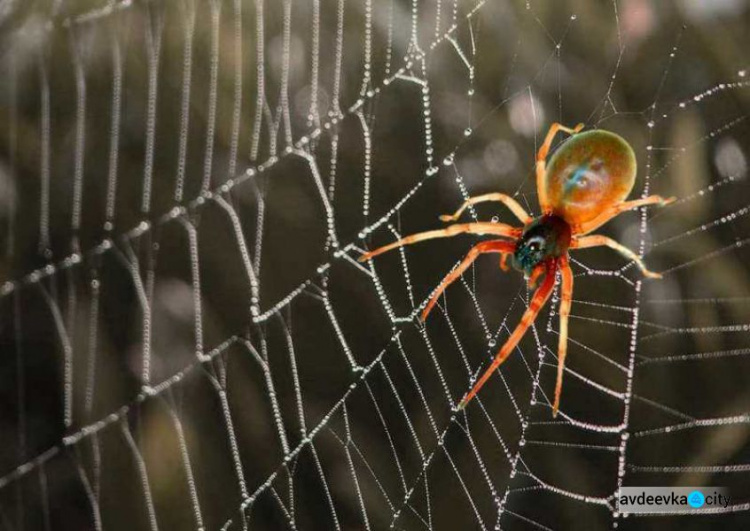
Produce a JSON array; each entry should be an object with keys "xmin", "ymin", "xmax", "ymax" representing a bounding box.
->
[{"xmin": 0, "ymin": 0, "xmax": 749, "ymax": 529}]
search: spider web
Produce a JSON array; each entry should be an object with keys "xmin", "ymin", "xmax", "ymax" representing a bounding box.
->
[{"xmin": 1, "ymin": 0, "xmax": 749, "ymax": 529}]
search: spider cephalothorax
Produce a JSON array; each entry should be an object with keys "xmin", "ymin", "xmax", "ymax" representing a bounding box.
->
[
  {"xmin": 512, "ymin": 215, "xmax": 571, "ymax": 275},
  {"xmin": 360, "ymin": 123, "xmax": 674, "ymax": 416}
]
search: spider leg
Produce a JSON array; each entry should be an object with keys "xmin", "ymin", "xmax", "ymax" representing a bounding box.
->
[
  {"xmin": 571, "ymin": 234, "xmax": 662, "ymax": 278},
  {"xmin": 439, "ymin": 193, "xmax": 532, "ymax": 225},
  {"xmin": 458, "ymin": 259, "xmax": 558, "ymax": 410},
  {"xmin": 536, "ymin": 122, "xmax": 585, "ymax": 212},
  {"xmin": 421, "ymin": 240, "xmax": 515, "ymax": 321},
  {"xmin": 576, "ymin": 195, "xmax": 675, "ymax": 234},
  {"xmin": 553, "ymin": 256, "xmax": 573, "ymax": 417},
  {"xmin": 359, "ymin": 222, "xmax": 521, "ymax": 262},
  {"xmin": 526, "ymin": 263, "xmax": 546, "ymax": 289}
]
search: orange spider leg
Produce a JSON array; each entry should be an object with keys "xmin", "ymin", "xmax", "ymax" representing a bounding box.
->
[
  {"xmin": 526, "ymin": 263, "xmax": 546, "ymax": 289},
  {"xmin": 536, "ymin": 122, "xmax": 585, "ymax": 212},
  {"xmin": 359, "ymin": 222, "xmax": 521, "ymax": 262},
  {"xmin": 553, "ymin": 256, "xmax": 573, "ymax": 417},
  {"xmin": 576, "ymin": 195, "xmax": 676, "ymax": 234},
  {"xmin": 421, "ymin": 240, "xmax": 515, "ymax": 321},
  {"xmin": 499, "ymin": 253, "xmax": 510, "ymax": 271},
  {"xmin": 439, "ymin": 193, "xmax": 532, "ymax": 225},
  {"xmin": 458, "ymin": 259, "xmax": 558, "ymax": 410},
  {"xmin": 571, "ymin": 235, "xmax": 662, "ymax": 279}
]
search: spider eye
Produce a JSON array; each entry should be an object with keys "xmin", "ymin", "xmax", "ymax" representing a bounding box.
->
[
  {"xmin": 513, "ymin": 234, "xmax": 548, "ymax": 273},
  {"xmin": 526, "ymin": 236, "xmax": 544, "ymax": 253}
]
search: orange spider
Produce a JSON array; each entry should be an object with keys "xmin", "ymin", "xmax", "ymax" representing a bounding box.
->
[{"xmin": 359, "ymin": 123, "xmax": 675, "ymax": 416}]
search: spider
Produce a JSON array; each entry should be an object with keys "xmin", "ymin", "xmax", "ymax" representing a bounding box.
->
[{"xmin": 359, "ymin": 123, "xmax": 675, "ymax": 416}]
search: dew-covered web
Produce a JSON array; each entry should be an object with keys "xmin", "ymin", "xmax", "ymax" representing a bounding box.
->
[{"xmin": 1, "ymin": 0, "xmax": 750, "ymax": 530}]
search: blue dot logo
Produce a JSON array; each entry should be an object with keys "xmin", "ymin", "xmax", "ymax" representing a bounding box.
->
[{"xmin": 688, "ymin": 490, "xmax": 705, "ymax": 508}]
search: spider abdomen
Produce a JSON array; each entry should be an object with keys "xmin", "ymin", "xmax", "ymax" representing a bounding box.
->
[{"xmin": 543, "ymin": 130, "xmax": 637, "ymax": 229}]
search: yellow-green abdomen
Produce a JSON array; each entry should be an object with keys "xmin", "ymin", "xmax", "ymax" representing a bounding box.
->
[{"xmin": 544, "ymin": 130, "xmax": 637, "ymax": 228}]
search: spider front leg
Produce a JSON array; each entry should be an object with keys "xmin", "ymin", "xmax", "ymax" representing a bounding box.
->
[
  {"xmin": 421, "ymin": 240, "xmax": 515, "ymax": 321},
  {"xmin": 458, "ymin": 258, "xmax": 558, "ymax": 410},
  {"xmin": 358, "ymin": 222, "xmax": 520, "ymax": 261},
  {"xmin": 439, "ymin": 193, "xmax": 532, "ymax": 225},
  {"xmin": 571, "ymin": 235, "xmax": 662, "ymax": 279},
  {"xmin": 577, "ymin": 195, "xmax": 676, "ymax": 234},
  {"xmin": 553, "ymin": 256, "xmax": 573, "ymax": 417},
  {"xmin": 536, "ymin": 122, "xmax": 585, "ymax": 212}
]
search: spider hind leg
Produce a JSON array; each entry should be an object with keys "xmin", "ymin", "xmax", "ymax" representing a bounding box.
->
[
  {"xmin": 536, "ymin": 122, "xmax": 585, "ymax": 212},
  {"xmin": 577, "ymin": 195, "xmax": 676, "ymax": 235},
  {"xmin": 439, "ymin": 193, "xmax": 532, "ymax": 225}
]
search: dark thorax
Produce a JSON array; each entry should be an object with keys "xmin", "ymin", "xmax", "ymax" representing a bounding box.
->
[{"xmin": 512, "ymin": 215, "xmax": 572, "ymax": 275}]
